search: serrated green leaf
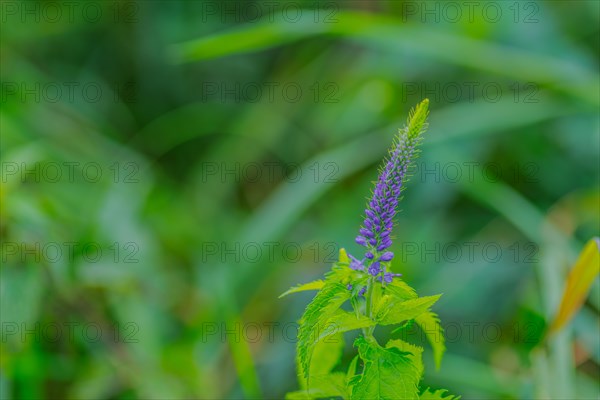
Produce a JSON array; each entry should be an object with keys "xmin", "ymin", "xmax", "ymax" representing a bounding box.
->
[
  {"xmin": 419, "ymin": 387, "xmax": 461, "ymax": 399},
  {"xmin": 372, "ymin": 294, "xmax": 394, "ymax": 317},
  {"xmin": 320, "ymin": 311, "xmax": 376, "ymax": 341},
  {"xmin": 385, "ymin": 279, "xmax": 418, "ymax": 300},
  {"xmin": 391, "ymin": 318, "xmax": 416, "ymax": 336},
  {"xmin": 286, "ymin": 372, "xmax": 348, "ymax": 399},
  {"xmin": 325, "ymin": 264, "xmax": 357, "ymax": 286},
  {"xmin": 375, "ymin": 280, "xmax": 419, "ymax": 319},
  {"xmin": 310, "ymin": 332, "xmax": 345, "ymax": 377},
  {"xmin": 300, "ymin": 310, "xmax": 375, "ymax": 388},
  {"xmin": 323, "ymin": 248, "xmax": 366, "ymax": 287},
  {"xmin": 297, "ymin": 282, "xmax": 351, "ymax": 381},
  {"xmin": 415, "ymin": 311, "xmax": 446, "ymax": 370},
  {"xmin": 298, "ymin": 332, "xmax": 345, "ymax": 389},
  {"xmin": 280, "ymin": 280, "xmax": 325, "ymax": 298},
  {"xmin": 346, "ymin": 355, "xmax": 359, "ymax": 386},
  {"xmin": 285, "ymin": 391, "xmax": 312, "ymax": 400},
  {"xmin": 386, "ymin": 339, "xmax": 424, "ymax": 378},
  {"xmin": 377, "ymin": 295, "xmax": 441, "ymax": 326},
  {"xmin": 351, "ymin": 336, "xmax": 420, "ymax": 400}
]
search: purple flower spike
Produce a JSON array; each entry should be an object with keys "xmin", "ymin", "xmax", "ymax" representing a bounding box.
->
[
  {"xmin": 356, "ymin": 111, "xmax": 426, "ymax": 256},
  {"xmin": 358, "ymin": 287, "xmax": 367, "ymax": 296},
  {"xmin": 353, "ymin": 100, "xmax": 429, "ymax": 281},
  {"xmin": 347, "ymin": 284, "xmax": 353, "ymax": 291}
]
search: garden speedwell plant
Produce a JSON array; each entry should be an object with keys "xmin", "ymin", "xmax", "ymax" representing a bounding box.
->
[{"xmin": 281, "ymin": 99, "xmax": 459, "ymax": 400}]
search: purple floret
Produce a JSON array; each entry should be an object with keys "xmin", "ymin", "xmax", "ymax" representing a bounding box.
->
[
  {"xmin": 368, "ymin": 262, "xmax": 381, "ymax": 276},
  {"xmin": 377, "ymin": 272, "xmax": 403, "ymax": 284},
  {"xmin": 348, "ymin": 254, "xmax": 365, "ymax": 271}
]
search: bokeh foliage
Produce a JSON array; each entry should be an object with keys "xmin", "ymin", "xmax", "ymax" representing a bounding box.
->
[{"xmin": 1, "ymin": 1, "xmax": 599, "ymax": 399}]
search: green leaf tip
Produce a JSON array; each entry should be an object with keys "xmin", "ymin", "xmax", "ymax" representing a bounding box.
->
[
  {"xmin": 338, "ymin": 248, "xmax": 350, "ymax": 264},
  {"xmin": 279, "ymin": 280, "xmax": 325, "ymax": 298},
  {"xmin": 405, "ymin": 98, "xmax": 430, "ymax": 139},
  {"xmin": 415, "ymin": 311, "xmax": 446, "ymax": 370}
]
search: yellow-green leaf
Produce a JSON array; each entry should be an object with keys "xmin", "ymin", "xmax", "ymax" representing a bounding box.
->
[
  {"xmin": 279, "ymin": 280, "xmax": 324, "ymax": 298},
  {"xmin": 286, "ymin": 372, "xmax": 348, "ymax": 399},
  {"xmin": 385, "ymin": 279, "xmax": 418, "ymax": 301},
  {"xmin": 297, "ymin": 283, "xmax": 350, "ymax": 381},
  {"xmin": 419, "ymin": 387, "xmax": 461, "ymax": 399},
  {"xmin": 338, "ymin": 248, "xmax": 350, "ymax": 264},
  {"xmin": 415, "ymin": 311, "xmax": 445, "ymax": 370},
  {"xmin": 386, "ymin": 339, "xmax": 424, "ymax": 378},
  {"xmin": 549, "ymin": 237, "xmax": 600, "ymax": 334},
  {"xmin": 351, "ymin": 337, "xmax": 420, "ymax": 400},
  {"xmin": 297, "ymin": 332, "xmax": 345, "ymax": 390},
  {"xmin": 377, "ymin": 295, "xmax": 442, "ymax": 325}
]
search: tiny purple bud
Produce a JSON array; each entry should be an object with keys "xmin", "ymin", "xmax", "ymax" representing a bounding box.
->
[
  {"xmin": 360, "ymin": 228, "xmax": 374, "ymax": 238},
  {"xmin": 365, "ymin": 252, "xmax": 374, "ymax": 259},
  {"xmin": 377, "ymin": 243, "xmax": 389, "ymax": 251},
  {"xmin": 358, "ymin": 287, "xmax": 366, "ymax": 296},
  {"xmin": 382, "ymin": 272, "xmax": 402, "ymax": 283},
  {"xmin": 380, "ymin": 252, "xmax": 394, "ymax": 262},
  {"xmin": 355, "ymin": 236, "xmax": 367, "ymax": 246}
]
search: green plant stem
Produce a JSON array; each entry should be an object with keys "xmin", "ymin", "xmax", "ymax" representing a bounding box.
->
[{"xmin": 365, "ymin": 277, "xmax": 375, "ymax": 338}]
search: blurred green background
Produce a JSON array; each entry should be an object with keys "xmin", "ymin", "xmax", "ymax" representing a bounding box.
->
[{"xmin": 1, "ymin": 1, "xmax": 599, "ymax": 399}]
